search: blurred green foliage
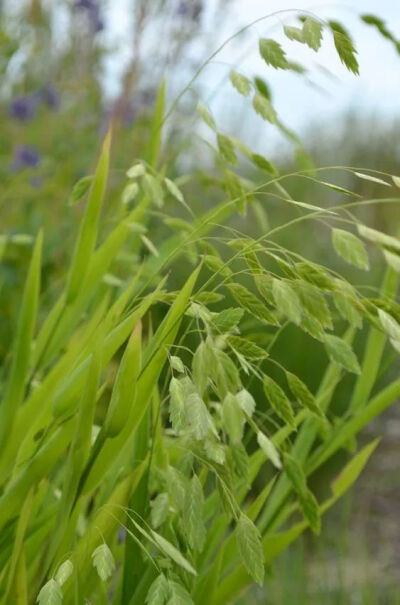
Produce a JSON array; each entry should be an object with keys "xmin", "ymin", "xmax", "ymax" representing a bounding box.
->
[{"xmin": 1, "ymin": 3, "xmax": 400, "ymax": 602}]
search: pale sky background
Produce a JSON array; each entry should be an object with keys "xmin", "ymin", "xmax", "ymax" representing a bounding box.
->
[{"xmin": 104, "ymin": 0, "xmax": 400, "ymax": 146}]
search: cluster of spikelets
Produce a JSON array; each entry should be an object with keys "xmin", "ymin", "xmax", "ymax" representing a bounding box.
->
[{"xmin": 0, "ymin": 10, "xmax": 400, "ymax": 605}]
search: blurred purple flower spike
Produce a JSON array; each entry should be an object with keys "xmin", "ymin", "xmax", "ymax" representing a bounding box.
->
[
  {"xmin": 30, "ymin": 176, "xmax": 43, "ymax": 188},
  {"xmin": 40, "ymin": 84, "xmax": 60, "ymax": 110},
  {"xmin": 9, "ymin": 95, "xmax": 36, "ymax": 121},
  {"xmin": 10, "ymin": 146, "xmax": 41, "ymax": 171},
  {"xmin": 74, "ymin": 0, "xmax": 104, "ymax": 32},
  {"xmin": 177, "ymin": 0, "xmax": 202, "ymax": 20}
]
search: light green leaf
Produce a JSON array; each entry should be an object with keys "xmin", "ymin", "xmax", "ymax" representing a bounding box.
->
[
  {"xmin": 378, "ymin": 308, "xmax": 400, "ymax": 346},
  {"xmin": 121, "ymin": 182, "xmax": 139, "ymax": 205},
  {"xmin": 332, "ymin": 281, "xmax": 363, "ymax": 329},
  {"xmin": 54, "ymin": 560, "xmax": 73, "ymax": 586},
  {"xmin": 145, "ymin": 573, "xmax": 169, "ymax": 605},
  {"xmin": 295, "ymin": 261, "xmax": 336, "ymax": 290},
  {"xmin": 353, "ymin": 171, "xmax": 390, "ymax": 186},
  {"xmin": 357, "ymin": 224, "xmax": 400, "ymax": 252},
  {"xmin": 225, "ymin": 169, "xmax": 247, "ymax": 214},
  {"xmin": 143, "ymin": 174, "xmax": 164, "ymax": 207},
  {"xmin": 151, "ymin": 531, "xmax": 197, "ymax": 576},
  {"xmin": 383, "ymin": 249, "xmax": 400, "ymax": 273},
  {"xmin": 286, "ymin": 371, "xmax": 323, "ymax": 418},
  {"xmin": 203, "ymin": 254, "xmax": 232, "ymax": 279},
  {"xmin": 151, "ymin": 493, "xmax": 170, "ymax": 529},
  {"xmin": 284, "ymin": 25, "xmax": 305, "ymax": 43},
  {"xmin": 141, "ymin": 234, "xmax": 159, "ymax": 257},
  {"xmin": 272, "ymin": 278, "xmax": 302, "ymax": 325},
  {"xmin": 126, "ymin": 162, "xmax": 145, "ymax": 178},
  {"xmin": 296, "ymin": 280, "xmax": 332, "ymax": 329},
  {"xmin": 183, "ymin": 475, "xmax": 206, "ymax": 551},
  {"xmin": 324, "ymin": 334, "xmax": 361, "ymax": 374},
  {"xmin": 303, "ymin": 18, "xmax": 323, "ymax": 51},
  {"xmin": 236, "ymin": 513, "xmax": 264, "ymax": 585},
  {"xmin": 228, "ymin": 283, "xmax": 278, "ymax": 325},
  {"xmin": 170, "ymin": 356, "xmax": 185, "ymax": 373},
  {"xmin": 197, "ymin": 102, "xmax": 217, "ymax": 131},
  {"xmin": 167, "ymin": 581, "xmax": 194, "ymax": 605},
  {"xmin": 204, "ymin": 439, "xmax": 226, "ymax": 464},
  {"xmin": 165, "ymin": 178, "xmax": 185, "ymax": 203},
  {"xmin": 257, "ymin": 431, "xmax": 282, "ymax": 469},
  {"xmin": 259, "ymin": 38, "xmax": 288, "ymax": 69},
  {"xmin": 230, "ymin": 441, "xmax": 249, "ymax": 480},
  {"xmin": 91, "ymin": 543, "xmax": 115, "ymax": 582},
  {"xmin": 222, "ymin": 393, "xmax": 244, "ymax": 443},
  {"xmin": 211, "ymin": 348, "xmax": 241, "ymax": 399},
  {"xmin": 68, "ymin": 175, "xmax": 93, "ymax": 206},
  {"xmin": 217, "ymin": 133, "xmax": 237, "ymax": 164},
  {"xmin": 167, "ymin": 467, "xmax": 188, "ymax": 511},
  {"xmin": 229, "ymin": 70, "xmax": 252, "ymax": 96},
  {"xmin": 263, "ymin": 376, "xmax": 295, "ymax": 428},
  {"xmin": 252, "ymin": 93, "xmax": 277, "ymax": 123},
  {"xmin": 169, "ymin": 377, "xmax": 187, "ymax": 433},
  {"xmin": 211, "ymin": 308, "xmax": 244, "ymax": 335},
  {"xmin": 251, "ymin": 153, "xmax": 277, "ymax": 174},
  {"xmin": 187, "ymin": 391, "xmax": 211, "ymax": 440},
  {"xmin": 228, "ymin": 335, "xmax": 267, "ymax": 360},
  {"xmin": 236, "ymin": 389, "xmax": 256, "ymax": 417},
  {"xmin": 36, "ymin": 579, "xmax": 63, "ymax": 605},
  {"xmin": 192, "ymin": 341, "xmax": 212, "ymax": 395},
  {"xmin": 332, "ymin": 228, "xmax": 369, "ymax": 270}
]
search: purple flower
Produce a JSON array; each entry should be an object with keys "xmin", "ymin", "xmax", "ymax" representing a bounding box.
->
[
  {"xmin": 10, "ymin": 146, "xmax": 41, "ymax": 171},
  {"xmin": 9, "ymin": 95, "xmax": 36, "ymax": 121},
  {"xmin": 121, "ymin": 102, "xmax": 138, "ymax": 127},
  {"xmin": 30, "ymin": 176, "xmax": 43, "ymax": 188},
  {"xmin": 177, "ymin": 1, "xmax": 202, "ymax": 20},
  {"xmin": 74, "ymin": 0, "xmax": 104, "ymax": 32},
  {"xmin": 40, "ymin": 84, "xmax": 60, "ymax": 110}
]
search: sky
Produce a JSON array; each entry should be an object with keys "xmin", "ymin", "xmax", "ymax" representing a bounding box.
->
[{"xmin": 105, "ymin": 0, "xmax": 400, "ymax": 145}]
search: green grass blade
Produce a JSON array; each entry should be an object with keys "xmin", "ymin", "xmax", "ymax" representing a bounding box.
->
[
  {"xmin": 148, "ymin": 79, "xmax": 166, "ymax": 168},
  {"xmin": 80, "ymin": 264, "xmax": 201, "ymax": 495},
  {"xmin": 0, "ymin": 231, "xmax": 42, "ymax": 456},
  {"xmin": 66, "ymin": 129, "xmax": 111, "ymax": 303}
]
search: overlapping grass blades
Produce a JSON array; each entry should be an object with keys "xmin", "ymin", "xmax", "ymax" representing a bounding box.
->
[{"xmin": 1, "ymin": 9, "xmax": 400, "ymax": 605}]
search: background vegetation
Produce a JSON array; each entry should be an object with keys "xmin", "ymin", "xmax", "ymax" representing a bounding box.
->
[{"xmin": 1, "ymin": 1, "xmax": 400, "ymax": 603}]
